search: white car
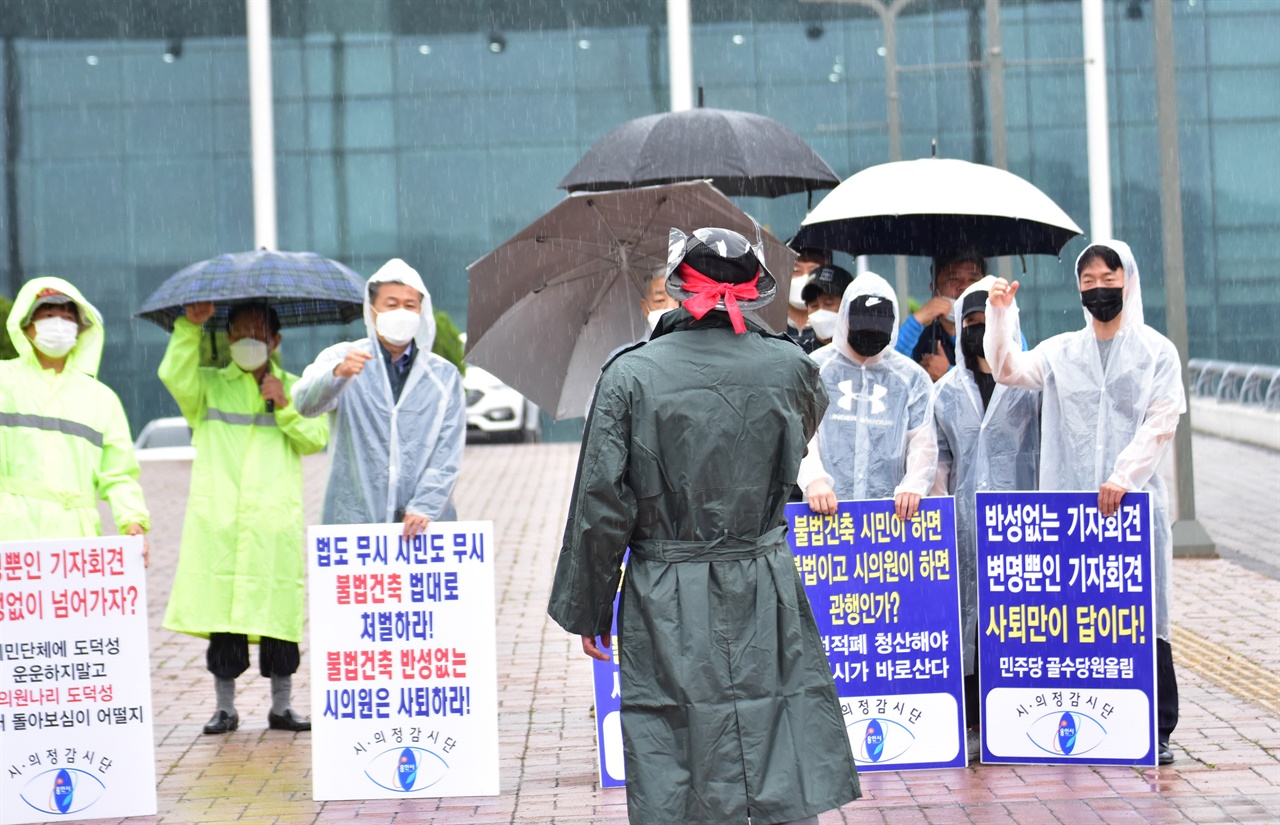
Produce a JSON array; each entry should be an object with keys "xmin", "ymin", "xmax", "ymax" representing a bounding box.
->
[
  {"xmin": 464, "ymin": 365, "xmax": 539, "ymax": 443},
  {"xmin": 133, "ymin": 416, "xmax": 196, "ymax": 462}
]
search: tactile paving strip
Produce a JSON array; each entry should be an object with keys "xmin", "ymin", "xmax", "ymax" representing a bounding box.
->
[{"xmin": 1172, "ymin": 625, "xmax": 1280, "ymax": 716}]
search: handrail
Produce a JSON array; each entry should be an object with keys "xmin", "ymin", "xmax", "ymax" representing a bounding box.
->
[{"xmin": 1188, "ymin": 359, "xmax": 1280, "ymax": 412}]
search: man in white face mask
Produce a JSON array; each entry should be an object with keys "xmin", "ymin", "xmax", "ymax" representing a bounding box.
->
[
  {"xmin": 0, "ymin": 278, "xmax": 150, "ymax": 548},
  {"xmin": 640, "ymin": 270, "xmax": 680, "ymax": 332},
  {"xmin": 159, "ymin": 300, "xmax": 329, "ymax": 735},
  {"xmin": 801, "ymin": 263, "xmax": 854, "ymax": 348},
  {"xmin": 293, "ymin": 259, "xmax": 467, "ymax": 541}
]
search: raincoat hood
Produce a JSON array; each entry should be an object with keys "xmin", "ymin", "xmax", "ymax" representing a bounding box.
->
[
  {"xmin": 364, "ymin": 259, "xmax": 436, "ymax": 351},
  {"xmin": 952, "ymin": 274, "xmax": 998, "ymax": 374},
  {"xmin": 8, "ymin": 277, "xmax": 105, "ymax": 377},
  {"xmin": 1074, "ymin": 239, "xmax": 1144, "ymax": 330},
  {"xmin": 832, "ymin": 270, "xmax": 899, "ymax": 366}
]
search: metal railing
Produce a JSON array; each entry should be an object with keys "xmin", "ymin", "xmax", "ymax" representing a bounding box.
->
[{"xmin": 1187, "ymin": 360, "xmax": 1280, "ymax": 412}]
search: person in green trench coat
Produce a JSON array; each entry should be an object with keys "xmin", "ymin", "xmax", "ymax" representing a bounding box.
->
[{"xmin": 549, "ymin": 227, "xmax": 861, "ymax": 825}]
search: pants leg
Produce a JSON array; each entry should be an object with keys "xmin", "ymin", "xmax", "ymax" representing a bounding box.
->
[
  {"xmin": 207, "ymin": 633, "xmax": 250, "ymax": 680},
  {"xmin": 775, "ymin": 817, "xmax": 820, "ymax": 825},
  {"xmin": 259, "ymin": 636, "xmax": 301, "ymax": 678},
  {"xmin": 964, "ymin": 646, "xmax": 982, "ymax": 728},
  {"xmin": 1157, "ymin": 638, "xmax": 1178, "ymax": 742}
]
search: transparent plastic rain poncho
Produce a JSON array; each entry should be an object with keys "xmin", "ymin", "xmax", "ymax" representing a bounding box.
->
[
  {"xmin": 798, "ymin": 271, "xmax": 938, "ymax": 501},
  {"xmin": 984, "ymin": 240, "xmax": 1185, "ymax": 640},
  {"xmin": 292, "ymin": 259, "xmax": 466, "ymax": 524},
  {"xmin": 932, "ymin": 276, "xmax": 1041, "ymax": 674}
]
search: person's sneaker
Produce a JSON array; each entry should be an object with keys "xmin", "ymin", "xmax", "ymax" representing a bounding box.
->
[
  {"xmin": 1158, "ymin": 740, "xmax": 1175, "ymax": 765},
  {"xmin": 268, "ymin": 709, "xmax": 311, "ymax": 732},
  {"xmin": 202, "ymin": 709, "xmax": 239, "ymax": 734},
  {"xmin": 966, "ymin": 728, "xmax": 982, "ymax": 763}
]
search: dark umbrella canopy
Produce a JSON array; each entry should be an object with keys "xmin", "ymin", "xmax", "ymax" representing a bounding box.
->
[
  {"xmin": 791, "ymin": 158, "xmax": 1083, "ymax": 258},
  {"xmin": 136, "ymin": 250, "xmax": 366, "ymax": 331},
  {"xmin": 558, "ymin": 108, "xmax": 840, "ymax": 199}
]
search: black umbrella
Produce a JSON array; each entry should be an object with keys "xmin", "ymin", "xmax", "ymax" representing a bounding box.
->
[{"xmin": 558, "ymin": 107, "xmax": 840, "ymax": 199}]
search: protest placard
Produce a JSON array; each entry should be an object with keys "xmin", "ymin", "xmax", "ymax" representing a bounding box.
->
[
  {"xmin": 308, "ymin": 522, "xmax": 499, "ymax": 800},
  {"xmin": 0, "ymin": 535, "xmax": 155, "ymax": 825},
  {"xmin": 590, "ymin": 594, "xmax": 625, "ymax": 789},
  {"xmin": 976, "ymin": 491, "xmax": 1157, "ymax": 766},
  {"xmin": 786, "ymin": 498, "xmax": 966, "ymax": 771}
]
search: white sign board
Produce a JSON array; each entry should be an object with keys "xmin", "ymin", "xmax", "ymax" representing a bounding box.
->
[
  {"xmin": 307, "ymin": 522, "xmax": 499, "ymax": 801},
  {"xmin": 0, "ymin": 536, "xmax": 156, "ymax": 825}
]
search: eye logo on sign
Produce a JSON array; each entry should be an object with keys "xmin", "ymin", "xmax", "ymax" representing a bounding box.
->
[
  {"xmin": 836, "ymin": 380, "xmax": 888, "ymax": 414},
  {"xmin": 848, "ymin": 717, "xmax": 915, "ymax": 764},
  {"xmin": 18, "ymin": 767, "xmax": 106, "ymax": 816},
  {"xmin": 364, "ymin": 747, "xmax": 449, "ymax": 793},
  {"xmin": 1026, "ymin": 711, "xmax": 1107, "ymax": 757}
]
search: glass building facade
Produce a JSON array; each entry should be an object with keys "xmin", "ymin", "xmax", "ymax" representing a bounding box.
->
[{"xmin": 1, "ymin": 0, "xmax": 1277, "ymax": 438}]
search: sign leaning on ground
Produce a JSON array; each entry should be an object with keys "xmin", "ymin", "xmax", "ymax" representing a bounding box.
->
[
  {"xmin": 786, "ymin": 498, "xmax": 967, "ymax": 771},
  {"xmin": 308, "ymin": 522, "xmax": 499, "ymax": 801},
  {"xmin": 976, "ymin": 491, "xmax": 1157, "ymax": 766},
  {"xmin": 0, "ymin": 535, "xmax": 156, "ymax": 825}
]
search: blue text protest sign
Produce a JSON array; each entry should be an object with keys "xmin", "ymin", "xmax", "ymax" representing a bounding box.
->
[
  {"xmin": 307, "ymin": 523, "xmax": 499, "ymax": 800},
  {"xmin": 976, "ymin": 491, "xmax": 1156, "ymax": 766},
  {"xmin": 786, "ymin": 498, "xmax": 966, "ymax": 771},
  {"xmin": 0, "ymin": 536, "xmax": 156, "ymax": 825},
  {"xmin": 590, "ymin": 587, "xmax": 625, "ymax": 788}
]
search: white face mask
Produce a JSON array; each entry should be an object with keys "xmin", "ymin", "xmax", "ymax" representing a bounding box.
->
[
  {"xmin": 229, "ymin": 338, "xmax": 270, "ymax": 371},
  {"xmin": 789, "ymin": 275, "xmax": 811, "ymax": 310},
  {"xmin": 937, "ymin": 295, "xmax": 956, "ymax": 316},
  {"xmin": 808, "ymin": 309, "xmax": 839, "ymax": 341},
  {"xmin": 646, "ymin": 308, "xmax": 673, "ymax": 330},
  {"xmin": 375, "ymin": 308, "xmax": 420, "ymax": 346},
  {"xmin": 31, "ymin": 317, "xmax": 79, "ymax": 358}
]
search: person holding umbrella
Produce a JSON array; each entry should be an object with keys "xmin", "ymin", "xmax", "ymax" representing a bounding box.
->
[
  {"xmin": 895, "ymin": 251, "xmax": 986, "ymax": 381},
  {"xmin": 0, "ymin": 278, "xmax": 150, "ymax": 548},
  {"xmin": 159, "ymin": 300, "xmax": 328, "ymax": 734},
  {"xmin": 549, "ymin": 226, "xmax": 860, "ymax": 825},
  {"xmin": 292, "ymin": 259, "xmax": 466, "ymax": 535},
  {"xmin": 985, "ymin": 240, "xmax": 1184, "ymax": 765}
]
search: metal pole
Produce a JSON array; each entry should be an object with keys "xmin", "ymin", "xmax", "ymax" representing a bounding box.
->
[
  {"xmin": 883, "ymin": 12, "xmax": 911, "ymax": 309},
  {"xmin": 246, "ymin": 0, "xmax": 278, "ymax": 250},
  {"xmin": 985, "ymin": 0, "xmax": 1014, "ymax": 282},
  {"xmin": 1153, "ymin": 0, "xmax": 1215, "ymax": 558},
  {"xmin": 3, "ymin": 37, "xmax": 22, "ymax": 297},
  {"xmin": 1081, "ymin": 0, "xmax": 1112, "ymax": 240},
  {"xmin": 667, "ymin": 0, "xmax": 693, "ymax": 112}
]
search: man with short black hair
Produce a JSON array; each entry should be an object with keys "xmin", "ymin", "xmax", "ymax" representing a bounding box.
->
[
  {"xmin": 161, "ymin": 300, "xmax": 328, "ymax": 734},
  {"xmin": 896, "ymin": 252, "xmax": 986, "ymax": 381}
]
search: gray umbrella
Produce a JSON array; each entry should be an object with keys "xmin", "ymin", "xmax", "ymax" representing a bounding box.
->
[
  {"xmin": 466, "ymin": 181, "xmax": 796, "ymax": 420},
  {"xmin": 558, "ymin": 108, "xmax": 840, "ymax": 199}
]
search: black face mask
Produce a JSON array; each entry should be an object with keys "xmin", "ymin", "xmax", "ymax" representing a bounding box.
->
[
  {"xmin": 1081, "ymin": 287, "xmax": 1123, "ymax": 322},
  {"xmin": 960, "ymin": 323, "xmax": 986, "ymax": 365},
  {"xmin": 848, "ymin": 329, "xmax": 892, "ymax": 358}
]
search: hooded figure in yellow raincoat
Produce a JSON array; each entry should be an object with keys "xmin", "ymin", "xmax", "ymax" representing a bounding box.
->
[
  {"xmin": 0, "ymin": 277, "xmax": 149, "ymax": 543},
  {"xmin": 160, "ymin": 301, "xmax": 328, "ymax": 735}
]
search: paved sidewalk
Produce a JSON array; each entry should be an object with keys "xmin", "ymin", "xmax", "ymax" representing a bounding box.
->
[{"xmin": 76, "ymin": 433, "xmax": 1280, "ymax": 825}]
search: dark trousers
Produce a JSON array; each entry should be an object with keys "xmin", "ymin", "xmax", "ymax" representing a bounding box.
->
[
  {"xmin": 1158, "ymin": 638, "xmax": 1179, "ymax": 742},
  {"xmin": 964, "ymin": 653, "xmax": 982, "ymax": 729},
  {"xmin": 206, "ymin": 633, "xmax": 300, "ymax": 680}
]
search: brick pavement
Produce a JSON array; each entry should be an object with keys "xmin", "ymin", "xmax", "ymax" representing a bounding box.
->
[{"xmin": 72, "ymin": 433, "xmax": 1279, "ymax": 825}]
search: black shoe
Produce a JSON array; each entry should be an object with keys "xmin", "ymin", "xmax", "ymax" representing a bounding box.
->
[
  {"xmin": 202, "ymin": 709, "xmax": 239, "ymax": 734},
  {"xmin": 268, "ymin": 709, "xmax": 311, "ymax": 731},
  {"xmin": 1158, "ymin": 741, "xmax": 1175, "ymax": 765}
]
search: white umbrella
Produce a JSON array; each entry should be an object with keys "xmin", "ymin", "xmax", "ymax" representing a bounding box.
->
[
  {"xmin": 791, "ymin": 158, "xmax": 1083, "ymax": 259},
  {"xmin": 465, "ymin": 181, "xmax": 795, "ymax": 420}
]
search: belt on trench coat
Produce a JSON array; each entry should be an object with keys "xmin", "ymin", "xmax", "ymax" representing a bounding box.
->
[{"xmin": 628, "ymin": 525, "xmax": 789, "ymax": 564}]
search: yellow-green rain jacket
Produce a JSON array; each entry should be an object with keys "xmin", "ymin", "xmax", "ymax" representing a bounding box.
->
[
  {"xmin": 0, "ymin": 277, "xmax": 149, "ymax": 540},
  {"xmin": 160, "ymin": 317, "xmax": 327, "ymax": 642}
]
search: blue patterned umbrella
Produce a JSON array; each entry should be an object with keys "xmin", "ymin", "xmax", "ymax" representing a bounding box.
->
[{"xmin": 136, "ymin": 250, "xmax": 366, "ymax": 332}]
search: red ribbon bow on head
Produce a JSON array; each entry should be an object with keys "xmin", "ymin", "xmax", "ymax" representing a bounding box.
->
[{"xmin": 676, "ymin": 262, "xmax": 760, "ymax": 334}]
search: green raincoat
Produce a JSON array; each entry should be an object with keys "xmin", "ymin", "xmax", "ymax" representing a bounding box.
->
[
  {"xmin": 549, "ymin": 310, "xmax": 861, "ymax": 825},
  {"xmin": 0, "ymin": 277, "xmax": 149, "ymax": 540},
  {"xmin": 160, "ymin": 317, "xmax": 327, "ymax": 643}
]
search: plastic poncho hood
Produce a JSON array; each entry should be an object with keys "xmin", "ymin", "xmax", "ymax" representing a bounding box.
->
[
  {"xmin": 365, "ymin": 258, "xmax": 437, "ymax": 351},
  {"xmin": 1075, "ymin": 239, "xmax": 1143, "ymax": 330},
  {"xmin": 831, "ymin": 270, "xmax": 900, "ymax": 366},
  {"xmin": 8, "ymin": 277, "xmax": 104, "ymax": 377}
]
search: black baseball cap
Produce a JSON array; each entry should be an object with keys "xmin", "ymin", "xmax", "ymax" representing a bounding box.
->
[
  {"xmin": 847, "ymin": 294, "xmax": 896, "ymax": 334},
  {"xmin": 800, "ymin": 264, "xmax": 854, "ymax": 304}
]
